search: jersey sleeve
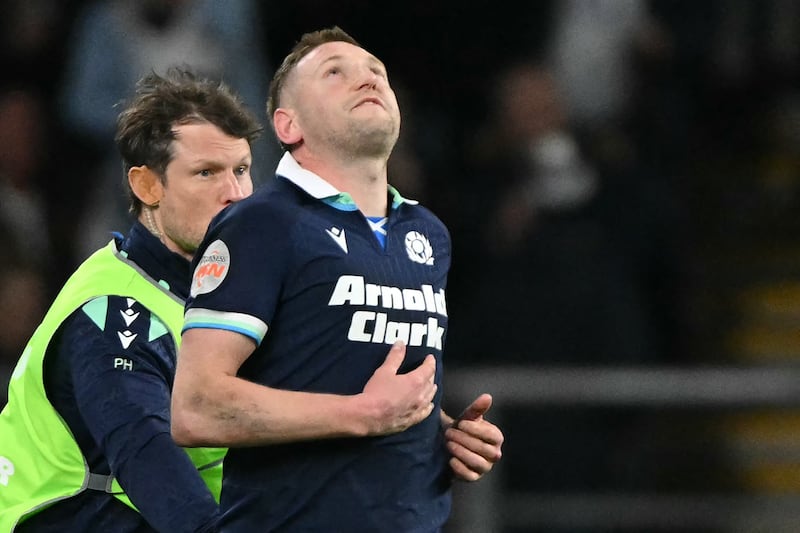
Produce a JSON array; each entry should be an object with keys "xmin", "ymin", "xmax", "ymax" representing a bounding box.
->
[
  {"xmin": 184, "ymin": 201, "xmax": 292, "ymax": 346},
  {"xmin": 57, "ymin": 295, "xmax": 220, "ymax": 532}
]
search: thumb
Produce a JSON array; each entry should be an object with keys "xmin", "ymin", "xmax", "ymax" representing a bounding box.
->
[
  {"xmin": 458, "ymin": 393, "xmax": 493, "ymax": 422},
  {"xmin": 380, "ymin": 340, "xmax": 407, "ymax": 374}
]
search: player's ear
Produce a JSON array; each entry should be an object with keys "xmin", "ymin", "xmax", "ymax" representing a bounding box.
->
[
  {"xmin": 273, "ymin": 108, "xmax": 302, "ymax": 146},
  {"xmin": 129, "ymin": 166, "xmax": 164, "ymax": 207}
]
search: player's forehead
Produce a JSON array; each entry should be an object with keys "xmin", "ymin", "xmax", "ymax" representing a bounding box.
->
[
  {"xmin": 296, "ymin": 41, "xmax": 384, "ymax": 75},
  {"xmin": 169, "ymin": 123, "xmax": 251, "ymax": 165}
]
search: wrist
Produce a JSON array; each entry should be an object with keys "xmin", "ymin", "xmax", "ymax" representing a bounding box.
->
[{"xmin": 342, "ymin": 393, "xmax": 375, "ymax": 437}]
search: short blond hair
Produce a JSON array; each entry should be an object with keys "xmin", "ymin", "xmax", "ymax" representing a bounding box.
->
[{"xmin": 266, "ymin": 26, "xmax": 361, "ymax": 152}]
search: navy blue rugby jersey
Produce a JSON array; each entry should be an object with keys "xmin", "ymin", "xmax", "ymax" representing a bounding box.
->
[
  {"xmin": 21, "ymin": 222, "xmax": 220, "ymax": 533},
  {"xmin": 185, "ymin": 153, "xmax": 453, "ymax": 532}
]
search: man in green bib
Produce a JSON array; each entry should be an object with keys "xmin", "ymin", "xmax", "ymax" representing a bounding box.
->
[{"xmin": 0, "ymin": 68, "xmax": 258, "ymax": 532}]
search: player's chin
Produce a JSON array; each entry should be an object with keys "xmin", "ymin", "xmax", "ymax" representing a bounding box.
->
[{"xmin": 178, "ymin": 238, "xmax": 200, "ymax": 256}]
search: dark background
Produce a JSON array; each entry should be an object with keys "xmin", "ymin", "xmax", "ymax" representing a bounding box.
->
[{"xmin": 2, "ymin": 1, "xmax": 799, "ymax": 531}]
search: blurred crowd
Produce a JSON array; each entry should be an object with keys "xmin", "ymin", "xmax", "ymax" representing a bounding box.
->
[{"xmin": 1, "ymin": 1, "xmax": 798, "ymax": 525}]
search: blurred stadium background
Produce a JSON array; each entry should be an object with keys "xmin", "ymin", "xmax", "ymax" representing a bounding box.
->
[{"xmin": 1, "ymin": 1, "xmax": 799, "ymax": 531}]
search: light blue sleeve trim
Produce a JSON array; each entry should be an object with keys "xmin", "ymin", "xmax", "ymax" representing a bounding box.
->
[{"xmin": 182, "ymin": 308, "xmax": 268, "ymax": 346}]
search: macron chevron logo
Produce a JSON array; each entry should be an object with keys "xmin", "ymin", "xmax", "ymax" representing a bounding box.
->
[
  {"xmin": 118, "ymin": 330, "xmax": 137, "ymax": 349},
  {"xmin": 326, "ymin": 227, "xmax": 348, "ymax": 253},
  {"xmin": 120, "ymin": 308, "xmax": 140, "ymax": 327}
]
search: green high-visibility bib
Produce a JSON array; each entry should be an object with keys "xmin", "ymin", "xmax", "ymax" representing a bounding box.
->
[{"xmin": 0, "ymin": 240, "xmax": 225, "ymax": 530}]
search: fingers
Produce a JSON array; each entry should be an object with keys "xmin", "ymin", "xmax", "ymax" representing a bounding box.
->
[
  {"xmin": 445, "ymin": 413, "xmax": 504, "ymax": 482},
  {"xmin": 399, "ymin": 354, "xmax": 437, "ymax": 429},
  {"xmin": 421, "ymin": 354, "xmax": 436, "ymax": 383},
  {"xmin": 403, "ymin": 352, "xmax": 435, "ymax": 381},
  {"xmin": 446, "ymin": 439, "xmax": 496, "ymax": 481},
  {"xmin": 449, "ymin": 456, "xmax": 482, "ymax": 482},
  {"xmin": 378, "ymin": 343, "xmax": 435, "ymax": 379},
  {"xmin": 415, "ymin": 356, "xmax": 437, "ymax": 410},
  {"xmin": 416, "ymin": 355, "xmax": 437, "ymax": 406},
  {"xmin": 447, "ymin": 429, "xmax": 502, "ymax": 481},
  {"xmin": 417, "ymin": 397, "xmax": 436, "ymax": 423},
  {"xmin": 361, "ymin": 346, "xmax": 438, "ymax": 436},
  {"xmin": 446, "ymin": 423, "xmax": 504, "ymax": 460},
  {"xmin": 448, "ymin": 418, "xmax": 504, "ymax": 449}
]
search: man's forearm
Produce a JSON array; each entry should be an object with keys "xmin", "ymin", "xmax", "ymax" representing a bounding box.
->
[{"xmin": 171, "ymin": 375, "xmax": 380, "ymax": 447}]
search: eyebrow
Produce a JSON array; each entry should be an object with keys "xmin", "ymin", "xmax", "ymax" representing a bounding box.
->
[{"xmin": 186, "ymin": 154, "xmax": 252, "ymax": 169}]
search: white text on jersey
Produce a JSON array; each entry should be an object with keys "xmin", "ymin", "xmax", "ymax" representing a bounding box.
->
[{"xmin": 327, "ymin": 275, "xmax": 447, "ymax": 349}]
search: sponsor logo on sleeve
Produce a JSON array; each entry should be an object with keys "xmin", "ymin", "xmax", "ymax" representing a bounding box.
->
[{"xmin": 192, "ymin": 240, "xmax": 230, "ymax": 297}]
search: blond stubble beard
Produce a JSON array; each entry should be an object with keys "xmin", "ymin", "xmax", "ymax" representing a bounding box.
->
[{"xmin": 324, "ymin": 114, "xmax": 400, "ymax": 160}]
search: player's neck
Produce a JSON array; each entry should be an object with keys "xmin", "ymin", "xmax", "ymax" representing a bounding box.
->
[{"xmin": 294, "ymin": 150, "xmax": 389, "ymax": 217}]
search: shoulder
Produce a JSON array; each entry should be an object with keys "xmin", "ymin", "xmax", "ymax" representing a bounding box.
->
[
  {"xmin": 203, "ymin": 182, "xmax": 310, "ymax": 255},
  {"xmin": 52, "ymin": 295, "xmax": 176, "ymax": 378},
  {"xmin": 399, "ymin": 203, "xmax": 451, "ymax": 239},
  {"xmin": 214, "ymin": 181, "xmax": 303, "ymax": 229},
  {"xmin": 73, "ymin": 295, "xmax": 173, "ymax": 349}
]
